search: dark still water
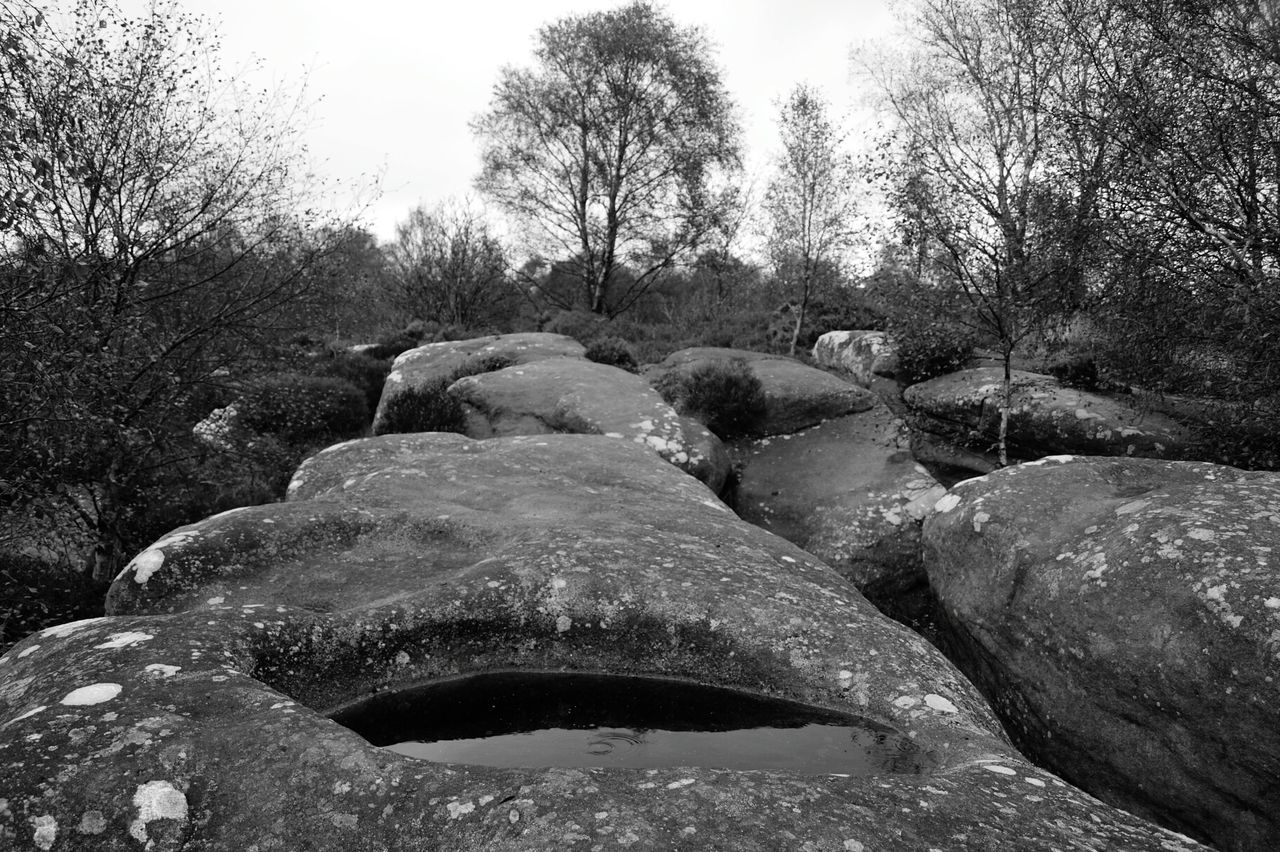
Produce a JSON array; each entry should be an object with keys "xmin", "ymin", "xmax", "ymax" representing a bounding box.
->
[{"xmin": 330, "ymin": 671, "xmax": 934, "ymax": 775}]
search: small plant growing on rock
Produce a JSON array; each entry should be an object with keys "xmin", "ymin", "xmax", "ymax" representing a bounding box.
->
[
  {"xmin": 585, "ymin": 337, "xmax": 639, "ymax": 372},
  {"xmin": 377, "ymin": 378, "xmax": 468, "ymax": 434},
  {"xmin": 655, "ymin": 358, "xmax": 767, "ymax": 439}
]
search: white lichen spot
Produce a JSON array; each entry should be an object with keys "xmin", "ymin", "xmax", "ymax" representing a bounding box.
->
[
  {"xmin": 61, "ymin": 683, "xmax": 123, "ymax": 706},
  {"xmin": 95, "ymin": 631, "xmax": 154, "ymax": 650},
  {"xmin": 144, "ymin": 664, "xmax": 181, "ymax": 678},
  {"xmin": 127, "ymin": 550, "xmax": 165, "ymax": 584},
  {"xmin": 667, "ymin": 778, "xmax": 696, "ymax": 790},
  {"xmin": 18, "ymin": 645, "xmax": 39, "ymax": 658},
  {"xmin": 1187, "ymin": 528, "xmax": 1216, "ymax": 542},
  {"xmin": 982, "ymin": 764, "xmax": 1018, "ymax": 776},
  {"xmin": 206, "ymin": 596, "xmax": 225, "ymax": 605},
  {"xmin": 924, "ymin": 694, "xmax": 958, "ymax": 714},
  {"xmin": 395, "ymin": 651, "xmax": 411, "ymax": 667},
  {"xmin": 934, "ymin": 494, "xmax": 961, "ymax": 514},
  {"xmin": 892, "ymin": 695, "xmax": 919, "ymax": 710},
  {"xmin": 446, "ymin": 800, "xmax": 475, "ymax": 819},
  {"xmin": 12, "ymin": 705, "xmax": 47, "ymax": 722},
  {"xmin": 31, "ymin": 815, "xmax": 57, "ymax": 851},
  {"xmin": 781, "ymin": 556, "xmax": 796, "ymax": 564},
  {"xmin": 128, "ymin": 780, "xmax": 188, "ymax": 844},
  {"xmin": 40, "ymin": 617, "xmax": 108, "ymax": 639},
  {"xmin": 1116, "ymin": 499, "xmax": 1151, "ymax": 516},
  {"xmin": 844, "ymin": 841, "xmax": 866, "ymax": 852},
  {"xmin": 1265, "ymin": 597, "xmax": 1280, "ymax": 610},
  {"xmin": 1024, "ymin": 777, "xmax": 1046, "ymax": 787},
  {"xmin": 556, "ymin": 615, "xmax": 572, "ymax": 633},
  {"xmin": 971, "ymin": 512, "xmax": 991, "ymax": 533}
]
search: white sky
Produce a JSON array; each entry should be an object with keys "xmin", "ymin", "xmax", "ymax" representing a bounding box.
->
[{"xmin": 175, "ymin": 0, "xmax": 902, "ymax": 242}]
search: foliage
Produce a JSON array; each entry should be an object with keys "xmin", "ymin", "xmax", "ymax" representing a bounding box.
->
[
  {"xmin": 584, "ymin": 337, "xmax": 639, "ymax": 372},
  {"xmin": 889, "ymin": 315, "xmax": 976, "ymax": 387},
  {"xmin": 308, "ymin": 352, "xmax": 392, "ymax": 414},
  {"xmin": 764, "ymin": 84, "xmax": 861, "ymax": 354},
  {"xmin": 375, "ymin": 356, "xmax": 514, "ymax": 436},
  {"xmin": 239, "ymin": 374, "xmax": 369, "ymax": 447},
  {"xmin": 382, "ymin": 198, "xmax": 515, "ymax": 329},
  {"xmin": 654, "ymin": 358, "xmax": 767, "ymax": 439},
  {"xmin": 542, "ymin": 309, "xmax": 610, "ymax": 343},
  {"xmin": 1, "ymin": 554, "xmax": 108, "ymax": 656},
  {"xmin": 473, "ymin": 0, "xmax": 741, "ymax": 316},
  {"xmin": 376, "ymin": 379, "xmax": 467, "ymax": 435},
  {"xmin": 0, "ymin": 0, "xmax": 353, "ymax": 577}
]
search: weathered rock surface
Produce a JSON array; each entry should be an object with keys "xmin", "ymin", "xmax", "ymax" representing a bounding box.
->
[
  {"xmin": 812, "ymin": 330, "xmax": 898, "ymax": 388},
  {"xmin": 923, "ymin": 455, "xmax": 1280, "ymax": 851},
  {"xmin": 1, "ymin": 436, "xmax": 1203, "ymax": 851},
  {"xmin": 450, "ymin": 357, "xmax": 729, "ymax": 492},
  {"xmin": 646, "ymin": 347, "xmax": 876, "ymax": 436},
  {"xmin": 905, "ymin": 367, "xmax": 1194, "ymax": 468},
  {"xmin": 734, "ymin": 404, "xmax": 945, "ymax": 621},
  {"xmin": 372, "ymin": 332, "xmax": 584, "ymax": 434}
]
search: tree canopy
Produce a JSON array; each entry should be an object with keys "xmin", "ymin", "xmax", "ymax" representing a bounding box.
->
[{"xmin": 473, "ymin": 0, "xmax": 741, "ymax": 316}]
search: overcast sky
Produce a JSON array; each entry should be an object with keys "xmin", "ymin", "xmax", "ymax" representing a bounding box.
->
[{"xmin": 175, "ymin": 0, "xmax": 902, "ymax": 241}]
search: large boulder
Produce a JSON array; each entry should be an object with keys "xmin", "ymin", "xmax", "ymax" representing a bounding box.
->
[
  {"xmin": 812, "ymin": 330, "xmax": 898, "ymax": 388},
  {"xmin": 923, "ymin": 455, "xmax": 1280, "ymax": 850},
  {"xmin": 372, "ymin": 332, "xmax": 584, "ymax": 434},
  {"xmin": 645, "ymin": 347, "xmax": 875, "ymax": 436},
  {"xmin": 904, "ymin": 367, "xmax": 1194, "ymax": 468},
  {"xmin": 734, "ymin": 404, "xmax": 946, "ymax": 623},
  {"xmin": 450, "ymin": 357, "xmax": 729, "ymax": 492},
  {"xmin": 1, "ymin": 436, "xmax": 1203, "ymax": 851}
]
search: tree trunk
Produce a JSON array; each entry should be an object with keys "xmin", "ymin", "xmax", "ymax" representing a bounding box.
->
[{"xmin": 998, "ymin": 349, "xmax": 1013, "ymax": 467}]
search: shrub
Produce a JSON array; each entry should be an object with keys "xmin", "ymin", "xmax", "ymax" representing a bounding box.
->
[
  {"xmin": 655, "ymin": 358, "xmax": 767, "ymax": 439},
  {"xmin": 239, "ymin": 374, "xmax": 369, "ymax": 447},
  {"xmin": 310, "ymin": 351, "xmax": 392, "ymax": 412},
  {"xmin": 375, "ymin": 354, "xmax": 516, "ymax": 436},
  {"xmin": 377, "ymin": 378, "xmax": 467, "ymax": 434},
  {"xmin": 543, "ymin": 309, "xmax": 608, "ymax": 342},
  {"xmin": 584, "ymin": 336, "xmax": 639, "ymax": 372},
  {"xmin": 889, "ymin": 317, "xmax": 976, "ymax": 386},
  {"xmin": 364, "ymin": 325, "xmax": 424, "ymax": 360}
]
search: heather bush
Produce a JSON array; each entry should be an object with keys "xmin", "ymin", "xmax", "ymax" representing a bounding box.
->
[
  {"xmin": 377, "ymin": 378, "xmax": 467, "ymax": 434},
  {"xmin": 655, "ymin": 358, "xmax": 767, "ymax": 439},
  {"xmin": 584, "ymin": 336, "xmax": 639, "ymax": 372},
  {"xmin": 239, "ymin": 374, "xmax": 369, "ymax": 447},
  {"xmin": 375, "ymin": 355, "xmax": 514, "ymax": 435}
]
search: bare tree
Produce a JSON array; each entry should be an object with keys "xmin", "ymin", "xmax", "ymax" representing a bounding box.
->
[
  {"xmin": 472, "ymin": 0, "xmax": 740, "ymax": 316},
  {"xmin": 764, "ymin": 84, "xmax": 861, "ymax": 355},
  {"xmin": 382, "ymin": 199, "xmax": 512, "ymax": 328},
  {"xmin": 869, "ymin": 0, "xmax": 1108, "ymax": 464}
]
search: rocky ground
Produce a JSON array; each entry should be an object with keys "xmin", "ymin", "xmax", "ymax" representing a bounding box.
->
[{"xmin": 3, "ymin": 332, "xmax": 1271, "ymax": 850}]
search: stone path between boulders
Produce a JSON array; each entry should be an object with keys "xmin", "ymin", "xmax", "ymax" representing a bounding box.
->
[{"xmin": 0, "ymin": 435, "xmax": 1204, "ymax": 851}]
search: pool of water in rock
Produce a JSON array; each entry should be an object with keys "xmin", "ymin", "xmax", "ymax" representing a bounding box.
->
[{"xmin": 330, "ymin": 671, "xmax": 935, "ymax": 774}]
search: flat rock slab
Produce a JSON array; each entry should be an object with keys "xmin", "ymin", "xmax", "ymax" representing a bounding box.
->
[
  {"xmin": 646, "ymin": 347, "xmax": 875, "ymax": 436},
  {"xmin": 924, "ymin": 455, "xmax": 1280, "ymax": 850},
  {"xmin": 812, "ymin": 330, "xmax": 898, "ymax": 388},
  {"xmin": 904, "ymin": 368, "xmax": 1193, "ymax": 463},
  {"xmin": 373, "ymin": 332, "xmax": 584, "ymax": 433},
  {"xmin": 451, "ymin": 357, "xmax": 729, "ymax": 491},
  {"xmin": 2, "ymin": 436, "xmax": 1203, "ymax": 851},
  {"xmin": 734, "ymin": 405, "xmax": 945, "ymax": 613}
]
